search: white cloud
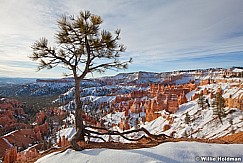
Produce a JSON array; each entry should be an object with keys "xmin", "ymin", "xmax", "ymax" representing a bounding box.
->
[
  {"xmin": 0, "ymin": 63, "xmax": 65, "ymax": 78},
  {"xmin": 0, "ymin": 0, "xmax": 243, "ymax": 77}
]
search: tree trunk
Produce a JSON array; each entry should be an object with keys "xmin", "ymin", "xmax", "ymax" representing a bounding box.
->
[{"xmin": 70, "ymin": 77, "xmax": 85, "ymax": 150}]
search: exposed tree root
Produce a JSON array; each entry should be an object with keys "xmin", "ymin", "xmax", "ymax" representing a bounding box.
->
[
  {"xmin": 70, "ymin": 129, "xmax": 84, "ymax": 151},
  {"xmin": 83, "ymin": 125, "xmax": 171, "ymax": 144},
  {"xmin": 70, "ymin": 124, "xmax": 172, "ymax": 150}
]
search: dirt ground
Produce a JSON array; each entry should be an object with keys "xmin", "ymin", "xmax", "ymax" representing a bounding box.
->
[{"xmin": 217, "ymin": 132, "xmax": 243, "ymax": 143}]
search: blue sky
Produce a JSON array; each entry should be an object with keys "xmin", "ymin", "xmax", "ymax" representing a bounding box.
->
[{"xmin": 0, "ymin": 0, "xmax": 243, "ymax": 78}]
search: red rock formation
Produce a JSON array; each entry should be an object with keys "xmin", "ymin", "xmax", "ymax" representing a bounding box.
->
[
  {"xmin": 0, "ymin": 102, "xmax": 17, "ymax": 128},
  {"xmin": 97, "ymin": 82, "xmax": 198, "ymax": 125},
  {"xmin": 167, "ymin": 97, "xmax": 179, "ymax": 114},
  {"xmin": 3, "ymin": 146, "xmax": 17, "ymax": 163},
  {"xmin": 203, "ymin": 88, "xmax": 209, "ymax": 95},
  {"xmin": 186, "ymin": 83, "xmax": 196, "ymax": 91},
  {"xmin": 110, "ymin": 83, "xmax": 197, "ymax": 122},
  {"xmin": 119, "ymin": 118, "xmax": 130, "ymax": 131},
  {"xmin": 145, "ymin": 100, "xmax": 161, "ymax": 122},
  {"xmin": 35, "ymin": 111, "xmax": 46, "ymax": 125},
  {"xmin": 210, "ymin": 92, "xmax": 214, "ymax": 99},
  {"xmin": 16, "ymin": 147, "xmax": 39, "ymax": 162},
  {"xmin": 225, "ymin": 92, "xmax": 243, "ymax": 110},
  {"xmin": 113, "ymin": 96, "xmax": 131, "ymax": 103},
  {"xmin": 58, "ymin": 136, "xmax": 69, "ymax": 147},
  {"xmin": 0, "ymin": 117, "xmax": 14, "ymax": 127},
  {"xmin": 130, "ymin": 99, "xmax": 141, "ymax": 113},
  {"xmin": 0, "ymin": 99, "xmax": 70, "ymax": 160},
  {"xmin": 0, "ymin": 128, "xmax": 43, "ymax": 158},
  {"xmin": 129, "ymin": 90, "xmax": 147, "ymax": 98},
  {"xmin": 191, "ymin": 90, "xmax": 203, "ymax": 101},
  {"xmin": 217, "ymin": 87, "xmax": 223, "ymax": 94},
  {"xmin": 0, "ymin": 138, "xmax": 11, "ymax": 159},
  {"xmin": 178, "ymin": 92, "xmax": 188, "ymax": 105},
  {"xmin": 163, "ymin": 124, "xmax": 170, "ymax": 131},
  {"xmin": 200, "ymin": 79, "xmax": 214, "ymax": 85},
  {"xmin": 34, "ymin": 122, "xmax": 48, "ymax": 134}
]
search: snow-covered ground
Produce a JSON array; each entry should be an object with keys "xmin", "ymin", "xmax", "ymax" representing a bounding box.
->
[
  {"xmin": 57, "ymin": 127, "xmax": 76, "ymax": 141},
  {"xmin": 57, "ymin": 82, "xmax": 243, "ymax": 143},
  {"xmin": 37, "ymin": 74, "xmax": 243, "ymax": 163},
  {"xmin": 145, "ymin": 82, "xmax": 243, "ymax": 139},
  {"xmin": 36, "ymin": 141, "xmax": 243, "ymax": 163},
  {"xmin": 232, "ymin": 68, "xmax": 243, "ymax": 73}
]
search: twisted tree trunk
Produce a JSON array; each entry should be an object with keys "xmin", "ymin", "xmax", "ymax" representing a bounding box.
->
[{"xmin": 70, "ymin": 77, "xmax": 85, "ymax": 150}]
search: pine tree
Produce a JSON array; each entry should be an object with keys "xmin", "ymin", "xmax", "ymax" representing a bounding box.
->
[
  {"xmin": 30, "ymin": 11, "xmax": 131, "ymax": 150},
  {"xmin": 134, "ymin": 118, "xmax": 140, "ymax": 129},
  {"xmin": 185, "ymin": 112, "xmax": 191, "ymax": 124},
  {"xmin": 229, "ymin": 117, "xmax": 235, "ymax": 134},
  {"xmin": 48, "ymin": 139, "xmax": 52, "ymax": 149},
  {"xmin": 41, "ymin": 140, "xmax": 47, "ymax": 150},
  {"xmin": 212, "ymin": 91, "xmax": 225, "ymax": 124},
  {"xmin": 183, "ymin": 130, "xmax": 188, "ymax": 138},
  {"xmin": 197, "ymin": 94, "xmax": 208, "ymax": 110}
]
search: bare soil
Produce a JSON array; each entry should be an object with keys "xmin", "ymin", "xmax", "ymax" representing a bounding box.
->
[{"xmin": 217, "ymin": 132, "xmax": 243, "ymax": 144}]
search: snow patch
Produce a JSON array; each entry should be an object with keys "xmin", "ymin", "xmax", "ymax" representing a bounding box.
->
[{"xmin": 36, "ymin": 142, "xmax": 243, "ymax": 163}]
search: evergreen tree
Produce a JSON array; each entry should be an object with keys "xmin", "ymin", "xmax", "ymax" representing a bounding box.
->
[
  {"xmin": 183, "ymin": 130, "xmax": 188, "ymax": 138},
  {"xmin": 229, "ymin": 117, "xmax": 235, "ymax": 134},
  {"xmin": 41, "ymin": 140, "xmax": 47, "ymax": 150},
  {"xmin": 197, "ymin": 94, "xmax": 208, "ymax": 110},
  {"xmin": 212, "ymin": 91, "xmax": 225, "ymax": 124},
  {"xmin": 185, "ymin": 112, "xmax": 191, "ymax": 124},
  {"xmin": 134, "ymin": 118, "xmax": 140, "ymax": 129},
  {"xmin": 30, "ymin": 10, "xmax": 132, "ymax": 150},
  {"xmin": 48, "ymin": 139, "xmax": 52, "ymax": 149}
]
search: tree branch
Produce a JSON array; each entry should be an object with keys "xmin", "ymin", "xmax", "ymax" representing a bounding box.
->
[{"xmin": 84, "ymin": 126, "xmax": 171, "ymax": 142}]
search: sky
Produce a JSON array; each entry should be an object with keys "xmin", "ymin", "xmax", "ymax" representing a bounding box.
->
[{"xmin": 0, "ymin": 0, "xmax": 243, "ymax": 78}]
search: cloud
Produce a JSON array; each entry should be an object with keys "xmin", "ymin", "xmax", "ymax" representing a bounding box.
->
[
  {"xmin": 0, "ymin": 61, "xmax": 65, "ymax": 78},
  {"xmin": 0, "ymin": 0, "xmax": 243, "ymax": 77}
]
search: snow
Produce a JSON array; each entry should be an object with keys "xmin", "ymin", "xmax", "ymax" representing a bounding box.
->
[
  {"xmin": 1, "ymin": 130, "xmax": 17, "ymax": 137},
  {"xmin": 223, "ymin": 86, "xmax": 243, "ymax": 99},
  {"xmin": 232, "ymin": 68, "xmax": 243, "ymax": 73},
  {"xmin": 141, "ymin": 82, "xmax": 243, "ymax": 139},
  {"xmin": 2, "ymin": 138, "xmax": 13, "ymax": 147},
  {"xmin": 92, "ymin": 96, "xmax": 116, "ymax": 103},
  {"xmin": 103, "ymin": 112, "xmax": 125, "ymax": 125},
  {"xmin": 44, "ymin": 79, "xmax": 243, "ymax": 160},
  {"xmin": 166, "ymin": 103, "xmax": 243, "ymax": 139},
  {"xmin": 142, "ymin": 117, "xmax": 167, "ymax": 134},
  {"xmin": 176, "ymin": 101, "xmax": 197, "ymax": 114},
  {"xmin": 55, "ymin": 81, "xmax": 243, "ymax": 143},
  {"xmin": 79, "ymin": 95, "xmax": 116, "ymax": 104},
  {"xmin": 185, "ymin": 90, "xmax": 195, "ymax": 101},
  {"xmin": 36, "ymin": 142, "xmax": 243, "ymax": 163},
  {"xmin": 57, "ymin": 127, "xmax": 76, "ymax": 141},
  {"xmin": 104, "ymin": 71, "xmax": 163, "ymax": 84},
  {"xmin": 175, "ymin": 76, "xmax": 194, "ymax": 85},
  {"xmin": 56, "ymin": 82, "xmax": 243, "ymax": 142}
]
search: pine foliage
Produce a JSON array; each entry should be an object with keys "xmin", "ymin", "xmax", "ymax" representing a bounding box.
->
[
  {"xmin": 212, "ymin": 91, "xmax": 225, "ymax": 124},
  {"xmin": 30, "ymin": 10, "xmax": 132, "ymax": 78},
  {"xmin": 197, "ymin": 94, "xmax": 208, "ymax": 110},
  {"xmin": 29, "ymin": 10, "xmax": 132, "ymax": 150},
  {"xmin": 185, "ymin": 112, "xmax": 191, "ymax": 124}
]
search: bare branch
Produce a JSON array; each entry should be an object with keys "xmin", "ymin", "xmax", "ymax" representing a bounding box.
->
[
  {"xmin": 84, "ymin": 126, "xmax": 171, "ymax": 142},
  {"xmin": 85, "ymin": 133, "xmax": 106, "ymax": 142}
]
